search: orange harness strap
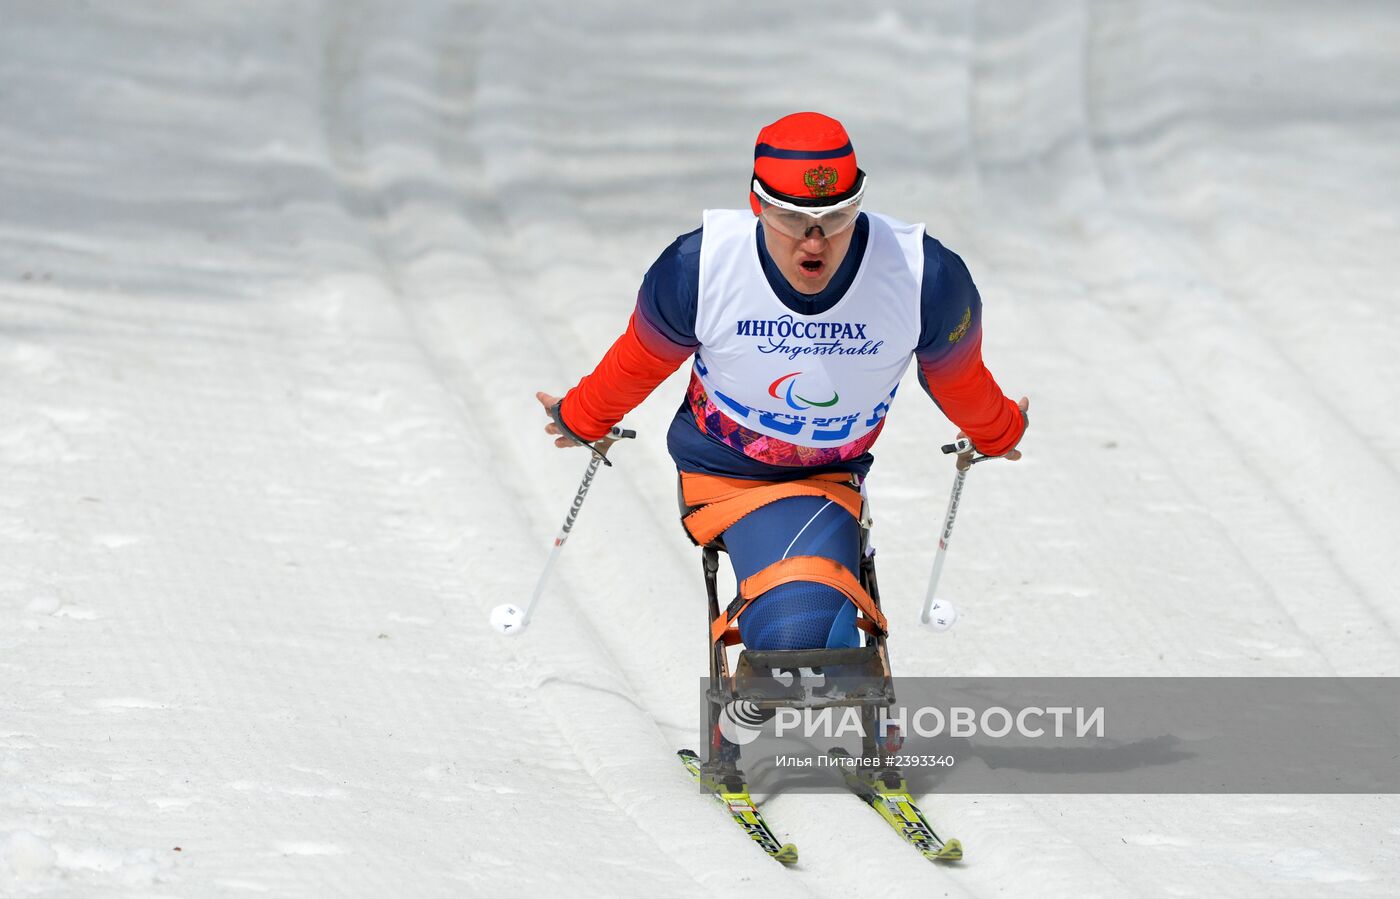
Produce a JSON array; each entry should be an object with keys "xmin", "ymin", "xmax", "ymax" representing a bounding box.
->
[
  {"xmin": 680, "ymin": 471, "xmax": 863, "ymax": 548},
  {"xmin": 709, "ymin": 555, "xmax": 888, "ymax": 646}
]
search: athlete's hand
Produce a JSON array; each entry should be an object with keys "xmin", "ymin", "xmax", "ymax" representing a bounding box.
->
[
  {"xmin": 958, "ymin": 396, "xmax": 1029, "ymax": 461},
  {"xmin": 536, "ymin": 391, "xmax": 580, "ymax": 449},
  {"xmin": 1003, "ymin": 396, "xmax": 1030, "ymax": 461}
]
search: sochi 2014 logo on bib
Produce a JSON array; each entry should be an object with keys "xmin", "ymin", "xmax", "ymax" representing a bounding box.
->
[{"xmin": 695, "ymin": 351, "xmax": 898, "ymax": 445}]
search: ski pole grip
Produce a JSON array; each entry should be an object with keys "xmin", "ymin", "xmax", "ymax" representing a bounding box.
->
[
  {"xmin": 588, "ymin": 425, "xmax": 637, "ymax": 466},
  {"xmin": 941, "ymin": 437, "xmax": 974, "ymax": 456}
]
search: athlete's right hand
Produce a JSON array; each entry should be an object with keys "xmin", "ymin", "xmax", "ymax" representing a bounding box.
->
[{"xmin": 536, "ymin": 391, "xmax": 580, "ymax": 449}]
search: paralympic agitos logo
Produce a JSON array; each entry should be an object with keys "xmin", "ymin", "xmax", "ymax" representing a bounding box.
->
[{"xmin": 769, "ymin": 371, "xmax": 838, "ymax": 410}]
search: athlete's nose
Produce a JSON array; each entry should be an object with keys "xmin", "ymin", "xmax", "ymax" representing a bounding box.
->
[{"xmin": 800, "ymin": 226, "xmax": 827, "ymax": 248}]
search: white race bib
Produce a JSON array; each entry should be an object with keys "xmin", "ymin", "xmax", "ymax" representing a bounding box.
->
[{"xmin": 693, "ymin": 209, "xmax": 923, "ymax": 449}]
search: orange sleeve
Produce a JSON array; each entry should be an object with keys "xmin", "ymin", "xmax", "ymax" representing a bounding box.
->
[
  {"xmin": 918, "ymin": 330, "xmax": 1025, "ymax": 456},
  {"xmin": 559, "ymin": 311, "xmax": 692, "ymax": 441}
]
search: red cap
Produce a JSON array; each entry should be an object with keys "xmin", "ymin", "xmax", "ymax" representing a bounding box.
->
[{"xmin": 751, "ymin": 112, "xmax": 858, "ymax": 215}]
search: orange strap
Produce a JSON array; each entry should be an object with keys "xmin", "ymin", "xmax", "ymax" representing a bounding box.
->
[
  {"xmin": 710, "ymin": 555, "xmax": 888, "ymax": 646},
  {"xmin": 680, "ymin": 471, "xmax": 863, "ymax": 547}
]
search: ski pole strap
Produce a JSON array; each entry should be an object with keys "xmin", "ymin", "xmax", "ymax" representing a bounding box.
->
[
  {"xmin": 547, "ymin": 402, "xmax": 634, "ymax": 467},
  {"xmin": 711, "ymin": 555, "xmax": 887, "ymax": 646},
  {"xmin": 679, "ymin": 471, "xmax": 863, "ymax": 548}
]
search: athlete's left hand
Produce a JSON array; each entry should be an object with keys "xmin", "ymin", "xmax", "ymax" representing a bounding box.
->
[
  {"xmin": 959, "ymin": 395, "xmax": 1029, "ymax": 461},
  {"xmin": 1003, "ymin": 396, "xmax": 1029, "ymax": 461}
]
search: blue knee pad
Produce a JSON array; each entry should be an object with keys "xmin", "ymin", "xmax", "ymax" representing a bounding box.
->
[
  {"xmin": 722, "ymin": 494, "xmax": 864, "ymax": 652},
  {"xmin": 738, "ymin": 581, "xmax": 861, "ymax": 651}
]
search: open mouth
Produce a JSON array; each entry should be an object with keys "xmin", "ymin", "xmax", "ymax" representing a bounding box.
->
[{"xmin": 799, "ymin": 259, "xmax": 824, "ymax": 274}]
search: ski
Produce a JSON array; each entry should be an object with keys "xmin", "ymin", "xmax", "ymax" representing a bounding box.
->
[
  {"xmin": 678, "ymin": 749, "xmax": 799, "ymax": 865},
  {"xmin": 829, "ymin": 749, "xmax": 963, "ymax": 862}
]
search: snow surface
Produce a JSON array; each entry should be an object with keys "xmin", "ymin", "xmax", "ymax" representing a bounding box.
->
[{"xmin": 2, "ymin": 1, "xmax": 1398, "ymax": 896}]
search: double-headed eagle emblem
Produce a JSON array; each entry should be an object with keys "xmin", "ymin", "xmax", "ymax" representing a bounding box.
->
[{"xmin": 802, "ymin": 166, "xmax": 840, "ymax": 197}]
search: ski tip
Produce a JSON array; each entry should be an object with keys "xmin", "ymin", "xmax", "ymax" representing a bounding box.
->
[
  {"xmin": 931, "ymin": 837, "xmax": 963, "ymax": 862},
  {"xmin": 677, "ymin": 749, "xmax": 703, "ymax": 782},
  {"xmin": 775, "ymin": 843, "xmax": 799, "ymax": 865}
]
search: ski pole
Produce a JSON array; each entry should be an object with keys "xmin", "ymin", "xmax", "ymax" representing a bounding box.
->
[
  {"xmin": 919, "ymin": 437, "xmax": 998, "ymax": 629},
  {"xmin": 490, "ymin": 426, "xmax": 635, "ymax": 636}
]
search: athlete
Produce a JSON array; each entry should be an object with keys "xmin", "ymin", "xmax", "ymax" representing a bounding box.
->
[{"xmin": 537, "ymin": 112, "xmax": 1028, "ymax": 652}]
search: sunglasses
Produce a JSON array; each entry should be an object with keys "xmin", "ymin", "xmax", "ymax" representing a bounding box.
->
[{"xmin": 752, "ymin": 171, "xmax": 867, "ymax": 240}]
